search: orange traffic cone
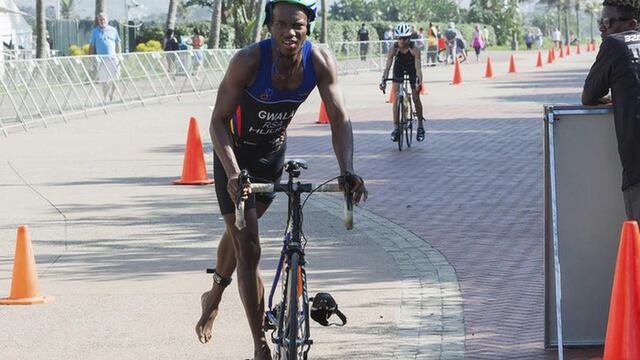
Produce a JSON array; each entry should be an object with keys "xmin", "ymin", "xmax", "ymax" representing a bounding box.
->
[
  {"xmin": 601, "ymin": 221, "xmax": 640, "ymax": 359},
  {"xmin": 316, "ymin": 101, "xmax": 329, "ymax": 124},
  {"xmin": 566, "ymin": 44, "xmax": 571, "ymax": 56},
  {"xmin": 173, "ymin": 117, "xmax": 214, "ymax": 185},
  {"xmin": 551, "ymin": 47, "xmax": 556, "ymax": 61},
  {"xmin": 508, "ymin": 54, "xmax": 517, "ymax": 73},
  {"xmin": 559, "ymin": 45, "xmax": 564, "ymax": 58},
  {"xmin": 0, "ymin": 226, "xmax": 50, "ymax": 305},
  {"xmin": 485, "ymin": 56, "xmax": 494, "ymax": 78},
  {"xmin": 386, "ymin": 89, "xmax": 395, "ymax": 103},
  {"xmin": 536, "ymin": 51, "xmax": 543, "ymax": 67},
  {"xmin": 452, "ymin": 58, "xmax": 462, "ymax": 85},
  {"xmin": 576, "ymin": 42, "xmax": 581, "ymax": 55},
  {"xmin": 547, "ymin": 48, "xmax": 554, "ymax": 64},
  {"xmin": 419, "ymin": 82, "xmax": 427, "ymax": 95}
]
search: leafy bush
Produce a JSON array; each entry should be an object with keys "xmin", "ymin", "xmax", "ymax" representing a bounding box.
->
[
  {"xmin": 69, "ymin": 44, "xmax": 89, "ymax": 56},
  {"xmin": 135, "ymin": 40, "xmax": 163, "ymax": 52}
]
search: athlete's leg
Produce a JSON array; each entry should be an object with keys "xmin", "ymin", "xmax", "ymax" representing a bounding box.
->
[
  {"xmin": 391, "ymin": 82, "xmax": 400, "ymax": 141},
  {"xmin": 412, "ymin": 83, "xmax": 426, "ymax": 141},
  {"xmin": 196, "ymin": 201, "xmax": 271, "ymax": 344},
  {"xmin": 225, "ymin": 206, "xmax": 272, "ymax": 359}
]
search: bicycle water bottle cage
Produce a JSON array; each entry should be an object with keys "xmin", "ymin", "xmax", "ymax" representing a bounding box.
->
[
  {"xmin": 310, "ymin": 292, "xmax": 347, "ymax": 327},
  {"xmin": 284, "ymin": 159, "xmax": 308, "ymax": 177},
  {"xmin": 206, "ymin": 268, "xmax": 232, "ymax": 287}
]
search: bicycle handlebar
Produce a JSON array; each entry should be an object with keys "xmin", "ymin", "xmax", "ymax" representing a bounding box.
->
[{"xmin": 234, "ymin": 177, "xmax": 354, "ymax": 231}]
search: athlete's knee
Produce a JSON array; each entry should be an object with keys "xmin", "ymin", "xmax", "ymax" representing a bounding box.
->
[{"xmin": 233, "ymin": 229, "xmax": 261, "ymax": 268}]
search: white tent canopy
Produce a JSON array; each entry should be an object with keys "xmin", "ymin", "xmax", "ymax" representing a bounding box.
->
[{"xmin": 0, "ymin": 0, "xmax": 32, "ymax": 51}]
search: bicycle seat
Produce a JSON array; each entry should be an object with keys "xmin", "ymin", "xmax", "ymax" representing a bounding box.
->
[{"xmin": 284, "ymin": 159, "xmax": 308, "ymax": 171}]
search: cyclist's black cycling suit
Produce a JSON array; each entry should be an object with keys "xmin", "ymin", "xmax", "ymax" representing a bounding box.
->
[
  {"xmin": 392, "ymin": 42, "xmax": 418, "ymax": 88},
  {"xmin": 214, "ymin": 39, "xmax": 318, "ymax": 215}
]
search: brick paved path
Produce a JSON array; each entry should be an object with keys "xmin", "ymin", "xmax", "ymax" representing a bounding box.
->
[{"xmin": 288, "ymin": 50, "xmax": 603, "ymax": 359}]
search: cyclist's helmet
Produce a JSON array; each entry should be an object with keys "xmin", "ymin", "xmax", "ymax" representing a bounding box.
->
[
  {"xmin": 394, "ymin": 23, "xmax": 412, "ymax": 38},
  {"xmin": 264, "ymin": 0, "xmax": 318, "ymax": 33}
]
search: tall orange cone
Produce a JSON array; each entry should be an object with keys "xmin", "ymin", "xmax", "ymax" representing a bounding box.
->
[
  {"xmin": 536, "ymin": 51, "xmax": 543, "ymax": 67},
  {"xmin": 316, "ymin": 101, "xmax": 329, "ymax": 124},
  {"xmin": 485, "ymin": 56, "xmax": 494, "ymax": 78},
  {"xmin": 452, "ymin": 58, "xmax": 462, "ymax": 85},
  {"xmin": 559, "ymin": 45, "xmax": 564, "ymax": 58},
  {"xmin": 576, "ymin": 42, "xmax": 581, "ymax": 55},
  {"xmin": 508, "ymin": 54, "xmax": 517, "ymax": 73},
  {"xmin": 601, "ymin": 221, "xmax": 640, "ymax": 359},
  {"xmin": 173, "ymin": 117, "xmax": 214, "ymax": 185},
  {"xmin": 566, "ymin": 44, "xmax": 571, "ymax": 56},
  {"xmin": 386, "ymin": 89, "xmax": 395, "ymax": 103},
  {"xmin": 551, "ymin": 47, "xmax": 556, "ymax": 61},
  {"xmin": 547, "ymin": 48, "xmax": 554, "ymax": 64},
  {"xmin": 0, "ymin": 226, "xmax": 49, "ymax": 305}
]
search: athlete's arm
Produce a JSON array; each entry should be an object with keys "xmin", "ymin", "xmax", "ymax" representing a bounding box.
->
[
  {"xmin": 209, "ymin": 45, "xmax": 260, "ymax": 200},
  {"xmin": 413, "ymin": 47, "xmax": 423, "ymax": 86},
  {"xmin": 313, "ymin": 46, "xmax": 368, "ymax": 204},
  {"xmin": 381, "ymin": 45, "xmax": 395, "ymax": 81}
]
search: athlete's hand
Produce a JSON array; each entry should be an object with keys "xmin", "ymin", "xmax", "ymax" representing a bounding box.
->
[
  {"xmin": 228, "ymin": 173, "xmax": 251, "ymax": 205},
  {"xmin": 341, "ymin": 173, "xmax": 368, "ymax": 205},
  {"xmin": 379, "ymin": 81, "xmax": 386, "ymax": 92}
]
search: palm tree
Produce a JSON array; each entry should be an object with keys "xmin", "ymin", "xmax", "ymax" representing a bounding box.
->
[
  {"xmin": 320, "ymin": 0, "xmax": 327, "ymax": 43},
  {"xmin": 61, "ymin": 0, "xmax": 75, "ymax": 19},
  {"xmin": 35, "ymin": 0, "xmax": 47, "ymax": 58},
  {"xmin": 166, "ymin": 0, "xmax": 178, "ymax": 31},
  {"xmin": 251, "ymin": 0, "xmax": 266, "ymax": 43},
  {"xmin": 95, "ymin": 0, "xmax": 106, "ymax": 20},
  {"xmin": 584, "ymin": 0, "xmax": 600, "ymax": 42},
  {"xmin": 208, "ymin": 0, "xmax": 222, "ymax": 48}
]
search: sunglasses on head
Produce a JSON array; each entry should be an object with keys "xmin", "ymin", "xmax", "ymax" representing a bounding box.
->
[{"xmin": 597, "ymin": 17, "xmax": 633, "ymax": 29}]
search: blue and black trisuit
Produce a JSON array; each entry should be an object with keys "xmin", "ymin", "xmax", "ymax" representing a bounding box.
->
[{"xmin": 214, "ymin": 39, "xmax": 318, "ymax": 215}]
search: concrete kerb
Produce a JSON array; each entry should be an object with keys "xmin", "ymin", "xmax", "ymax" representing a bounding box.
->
[{"xmin": 312, "ymin": 194, "xmax": 465, "ymax": 359}]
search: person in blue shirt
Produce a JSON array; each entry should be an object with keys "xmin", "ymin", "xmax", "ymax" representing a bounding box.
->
[{"xmin": 89, "ymin": 13, "xmax": 121, "ymax": 102}]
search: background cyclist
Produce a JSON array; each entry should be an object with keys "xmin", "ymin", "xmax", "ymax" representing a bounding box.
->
[
  {"xmin": 379, "ymin": 23, "xmax": 426, "ymax": 142},
  {"xmin": 196, "ymin": 0, "xmax": 367, "ymax": 359}
]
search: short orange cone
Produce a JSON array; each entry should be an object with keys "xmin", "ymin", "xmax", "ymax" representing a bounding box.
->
[
  {"xmin": 419, "ymin": 82, "xmax": 427, "ymax": 95},
  {"xmin": 551, "ymin": 47, "xmax": 556, "ymax": 61},
  {"xmin": 559, "ymin": 45, "xmax": 564, "ymax": 58},
  {"xmin": 536, "ymin": 51, "xmax": 543, "ymax": 67},
  {"xmin": 0, "ymin": 226, "xmax": 50, "ymax": 305},
  {"xmin": 566, "ymin": 44, "xmax": 571, "ymax": 56},
  {"xmin": 485, "ymin": 56, "xmax": 494, "ymax": 78},
  {"xmin": 600, "ymin": 221, "xmax": 640, "ymax": 359},
  {"xmin": 547, "ymin": 48, "xmax": 554, "ymax": 64},
  {"xmin": 508, "ymin": 54, "xmax": 517, "ymax": 73},
  {"xmin": 316, "ymin": 101, "xmax": 329, "ymax": 124},
  {"xmin": 386, "ymin": 89, "xmax": 395, "ymax": 103},
  {"xmin": 173, "ymin": 117, "xmax": 214, "ymax": 185},
  {"xmin": 452, "ymin": 58, "xmax": 462, "ymax": 85}
]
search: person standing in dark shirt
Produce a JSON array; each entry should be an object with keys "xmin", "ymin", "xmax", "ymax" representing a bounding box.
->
[
  {"xmin": 358, "ymin": 23, "xmax": 369, "ymax": 61},
  {"xmin": 582, "ymin": 0, "xmax": 640, "ymax": 223}
]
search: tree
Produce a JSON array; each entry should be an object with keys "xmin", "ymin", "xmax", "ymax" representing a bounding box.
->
[
  {"xmin": 95, "ymin": 0, "xmax": 106, "ymax": 21},
  {"xmin": 61, "ymin": 0, "xmax": 75, "ymax": 19},
  {"xmin": 210, "ymin": 0, "xmax": 222, "ymax": 48},
  {"xmin": 35, "ymin": 0, "xmax": 47, "ymax": 58},
  {"xmin": 320, "ymin": 0, "xmax": 327, "ymax": 43},
  {"xmin": 584, "ymin": 0, "xmax": 600, "ymax": 42},
  {"xmin": 250, "ymin": 0, "xmax": 266, "ymax": 44},
  {"xmin": 166, "ymin": 0, "xmax": 178, "ymax": 30}
]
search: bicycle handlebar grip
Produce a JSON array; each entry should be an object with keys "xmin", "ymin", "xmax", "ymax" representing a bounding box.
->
[
  {"xmin": 235, "ymin": 200, "xmax": 246, "ymax": 230},
  {"xmin": 250, "ymin": 184, "xmax": 275, "ymax": 193}
]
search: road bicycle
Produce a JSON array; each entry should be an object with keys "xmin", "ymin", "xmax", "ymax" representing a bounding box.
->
[
  {"xmin": 382, "ymin": 74, "xmax": 416, "ymax": 151},
  {"xmin": 234, "ymin": 159, "xmax": 353, "ymax": 359}
]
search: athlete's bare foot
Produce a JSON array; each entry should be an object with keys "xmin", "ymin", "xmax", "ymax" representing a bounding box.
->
[
  {"xmin": 195, "ymin": 291, "xmax": 219, "ymax": 344},
  {"xmin": 254, "ymin": 343, "xmax": 272, "ymax": 360}
]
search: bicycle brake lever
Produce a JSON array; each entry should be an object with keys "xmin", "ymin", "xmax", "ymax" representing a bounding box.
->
[{"xmin": 235, "ymin": 170, "xmax": 249, "ymax": 230}]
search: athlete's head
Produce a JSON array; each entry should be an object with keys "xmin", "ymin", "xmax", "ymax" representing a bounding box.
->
[
  {"xmin": 265, "ymin": 0, "xmax": 317, "ymax": 57},
  {"xmin": 394, "ymin": 23, "xmax": 412, "ymax": 48},
  {"xmin": 600, "ymin": 0, "xmax": 640, "ymax": 37}
]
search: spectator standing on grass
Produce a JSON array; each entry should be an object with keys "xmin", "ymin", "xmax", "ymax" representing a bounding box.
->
[
  {"xmin": 471, "ymin": 24, "xmax": 485, "ymax": 62},
  {"xmin": 357, "ymin": 23, "xmax": 370, "ymax": 61},
  {"xmin": 163, "ymin": 28, "xmax": 180, "ymax": 74},
  {"xmin": 525, "ymin": 31, "xmax": 533, "ymax": 50},
  {"xmin": 383, "ymin": 25, "xmax": 393, "ymax": 53}
]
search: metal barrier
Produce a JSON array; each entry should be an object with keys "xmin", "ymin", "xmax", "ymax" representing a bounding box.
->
[{"xmin": 0, "ymin": 41, "xmax": 440, "ymax": 136}]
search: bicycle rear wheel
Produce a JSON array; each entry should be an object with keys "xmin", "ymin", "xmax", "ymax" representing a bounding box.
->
[{"xmin": 396, "ymin": 96, "xmax": 404, "ymax": 151}]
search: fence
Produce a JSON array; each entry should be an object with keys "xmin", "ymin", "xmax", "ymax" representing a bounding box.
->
[{"xmin": 0, "ymin": 40, "xmax": 439, "ymax": 136}]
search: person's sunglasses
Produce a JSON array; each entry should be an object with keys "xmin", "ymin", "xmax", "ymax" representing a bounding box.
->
[
  {"xmin": 597, "ymin": 17, "xmax": 633, "ymax": 29},
  {"xmin": 398, "ymin": 36, "xmax": 410, "ymax": 41}
]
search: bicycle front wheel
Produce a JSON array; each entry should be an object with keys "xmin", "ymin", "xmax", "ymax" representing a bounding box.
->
[
  {"xmin": 285, "ymin": 252, "xmax": 303, "ymax": 359},
  {"xmin": 396, "ymin": 96, "xmax": 404, "ymax": 151}
]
